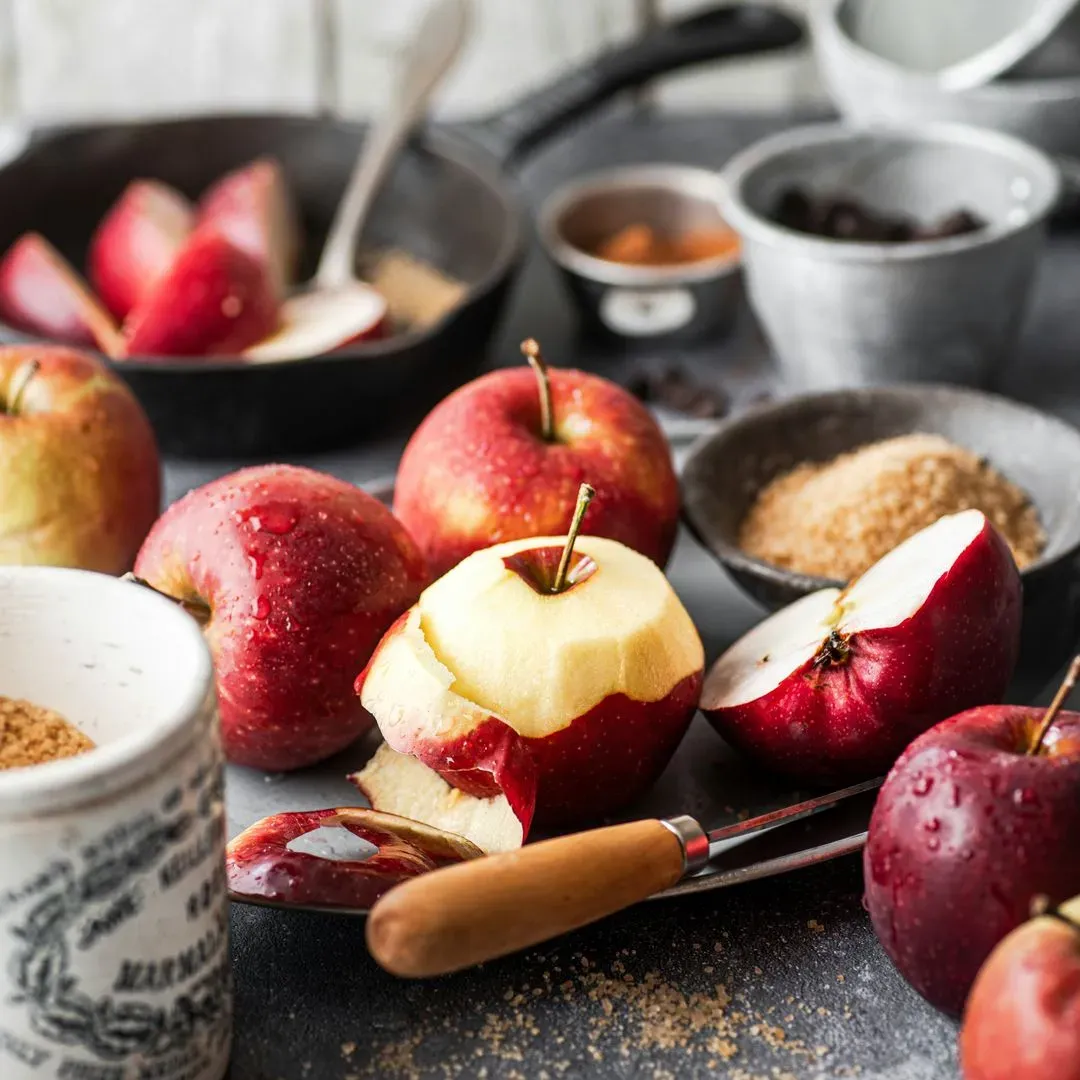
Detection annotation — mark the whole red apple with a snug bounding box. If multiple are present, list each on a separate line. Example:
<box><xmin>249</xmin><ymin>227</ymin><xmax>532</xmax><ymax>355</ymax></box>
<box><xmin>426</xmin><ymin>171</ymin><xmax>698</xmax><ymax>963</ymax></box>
<box><xmin>960</xmin><ymin>894</ymin><xmax>1080</xmax><ymax>1080</ymax></box>
<box><xmin>393</xmin><ymin>340</ymin><xmax>679</xmax><ymax>579</ymax></box>
<box><xmin>701</xmin><ymin>510</ymin><xmax>1022</xmax><ymax>784</ymax></box>
<box><xmin>864</xmin><ymin>668</ymin><xmax>1080</xmax><ymax>1017</ymax></box>
<box><xmin>0</xmin><ymin>344</ymin><xmax>159</xmax><ymax>572</ymax></box>
<box><xmin>134</xmin><ymin>464</ymin><xmax>429</xmax><ymax>770</ymax></box>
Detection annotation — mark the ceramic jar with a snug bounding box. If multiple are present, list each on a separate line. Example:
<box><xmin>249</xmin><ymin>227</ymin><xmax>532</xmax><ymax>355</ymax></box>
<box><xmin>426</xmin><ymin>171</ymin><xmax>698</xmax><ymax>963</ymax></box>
<box><xmin>0</xmin><ymin>567</ymin><xmax>229</xmax><ymax>1080</ymax></box>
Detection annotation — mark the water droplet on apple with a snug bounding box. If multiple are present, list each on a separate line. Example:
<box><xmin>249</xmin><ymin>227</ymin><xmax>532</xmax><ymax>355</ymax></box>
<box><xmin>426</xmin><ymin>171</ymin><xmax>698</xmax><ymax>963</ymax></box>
<box><xmin>960</xmin><ymin>848</ymin><xmax>974</xmax><ymax>861</ymax></box>
<box><xmin>253</xmin><ymin>506</ymin><xmax>298</xmax><ymax>535</ymax></box>
<box><xmin>247</xmin><ymin>552</ymin><xmax>264</xmax><ymax>580</ymax></box>
<box><xmin>924</xmin><ymin>818</ymin><xmax>941</xmax><ymax>832</ymax></box>
<box><xmin>926</xmin><ymin>836</ymin><xmax>940</xmax><ymax>852</ymax></box>
<box><xmin>1012</xmin><ymin>787</ymin><xmax>1038</xmax><ymax>807</ymax></box>
<box><xmin>911</xmin><ymin>775</ymin><xmax>933</xmax><ymax>796</ymax></box>
<box><xmin>949</xmin><ymin>784</ymin><xmax>962</xmax><ymax>808</ymax></box>
<box><xmin>252</xmin><ymin>595</ymin><xmax>271</xmax><ymax>620</ymax></box>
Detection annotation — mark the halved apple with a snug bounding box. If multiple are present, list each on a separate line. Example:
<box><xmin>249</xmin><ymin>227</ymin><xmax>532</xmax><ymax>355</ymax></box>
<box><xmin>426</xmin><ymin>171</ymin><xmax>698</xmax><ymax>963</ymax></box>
<box><xmin>701</xmin><ymin>509</ymin><xmax>1022</xmax><ymax>784</ymax></box>
<box><xmin>351</xmin><ymin>533</ymin><xmax>704</xmax><ymax>853</ymax></box>
<box><xmin>88</xmin><ymin>179</ymin><xmax>194</xmax><ymax>319</ymax></box>
<box><xmin>0</xmin><ymin>233</ymin><xmax>122</xmax><ymax>353</ymax></box>
<box><xmin>227</xmin><ymin>806</ymin><xmax>481</xmax><ymax>911</ymax></box>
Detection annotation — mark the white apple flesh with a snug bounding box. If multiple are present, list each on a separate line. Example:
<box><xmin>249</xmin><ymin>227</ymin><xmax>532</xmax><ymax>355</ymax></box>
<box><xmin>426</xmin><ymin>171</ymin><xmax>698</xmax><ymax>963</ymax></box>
<box><xmin>701</xmin><ymin>510</ymin><xmax>1022</xmax><ymax>784</ymax></box>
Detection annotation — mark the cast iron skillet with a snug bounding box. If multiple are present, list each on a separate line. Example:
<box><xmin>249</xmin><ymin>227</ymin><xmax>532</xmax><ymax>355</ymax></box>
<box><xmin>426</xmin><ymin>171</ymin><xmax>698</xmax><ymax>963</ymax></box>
<box><xmin>0</xmin><ymin>4</ymin><xmax>801</xmax><ymax>457</ymax></box>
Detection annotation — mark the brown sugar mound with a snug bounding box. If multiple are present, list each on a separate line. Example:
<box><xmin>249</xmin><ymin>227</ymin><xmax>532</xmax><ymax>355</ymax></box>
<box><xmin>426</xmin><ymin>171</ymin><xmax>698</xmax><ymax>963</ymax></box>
<box><xmin>0</xmin><ymin>697</ymin><xmax>95</xmax><ymax>769</ymax></box>
<box><xmin>738</xmin><ymin>433</ymin><xmax>1045</xmax><ymax>581</ymax></box>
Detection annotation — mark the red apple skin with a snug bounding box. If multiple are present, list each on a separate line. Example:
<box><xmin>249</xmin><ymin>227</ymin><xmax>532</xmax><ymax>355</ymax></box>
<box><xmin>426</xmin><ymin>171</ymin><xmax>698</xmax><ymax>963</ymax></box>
<box><xmin>123</xmin><ymin>226</ymin><xmax>279</xmax><ymax>358</ymax></box>
<box><xmin>227</xmin><ymin>807</ymin><xmax>478</xmax><ymax>910</ymax></box>
<box><xmin>864</xmin><ymin>706</ymin><xmax>1080</xmax><ymax>1017</ymax></box>
<box><xmin>0</xmin><ymin>233</ymin><xmax>122</xmax><ymax>353</ymax></box>
<box><xmin>702</xmin><ymin>518</ymin><xmax>1021</xmax><ymax>785</ymax></box>
<box><xmin>88</xmin><ymin>179</ymin><xmax>194</xmax><ymax>320</ymax></box>
<box><xmin>960</xmin><ymin>899</ymin><xmax>1080</xmax><ymax>1080</ymax></box>
<box><xmin>135</xmin><ymin>465</ymin><xmax>429</xmax><ymax>770</ymax></box>
<box><xmin>393</xmin><ymin>367</ymin><xmax>680</xmax><ymax>579</ymax></box>
<box><xmin>0</xmin><ymin>345</ymin><xmax>160</xmax><ymax>572</ymax></box>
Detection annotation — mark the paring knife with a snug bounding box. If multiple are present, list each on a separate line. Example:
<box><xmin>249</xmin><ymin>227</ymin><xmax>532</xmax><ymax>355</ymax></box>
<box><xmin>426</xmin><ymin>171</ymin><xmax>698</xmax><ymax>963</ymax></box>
<box><xmin>365</xmin><ymin>776</ymin><xmax>882</xmax><ymax>977</ymax></box>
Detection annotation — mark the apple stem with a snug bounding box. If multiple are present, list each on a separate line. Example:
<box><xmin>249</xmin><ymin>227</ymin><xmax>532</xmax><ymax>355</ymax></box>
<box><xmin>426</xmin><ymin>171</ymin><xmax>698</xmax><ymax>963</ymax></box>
<box><xmin>552</xmin><ymin>483</ymin><xmax>595</xmax><ymax>594</ymax></box>
<box><xmin>121</xmin><ymin>572</ymin><xmax>212</xmax><ymax>627</ymax></box>
<box><xmin>1029</xmin><ymin>654</ymin><xmax>1080</xmax><ymax>755</ymax></box>
<box><xmin>4</xmin><ymin>359</ymin><xmax>40</xmax><ymax>415</ymax></box>
<box><xmin>521</xmin><ymin>338</ymin><xmax>554</xmax><ymax>442</ymax></box>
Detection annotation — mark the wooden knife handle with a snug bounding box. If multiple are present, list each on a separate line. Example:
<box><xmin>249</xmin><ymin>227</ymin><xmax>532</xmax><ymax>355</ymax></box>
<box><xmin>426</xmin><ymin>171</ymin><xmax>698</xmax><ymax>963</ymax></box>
<box><xmin>366</xmin><ymin>818</ymin><xmax>687</xmax><ymax>978</ymax></box>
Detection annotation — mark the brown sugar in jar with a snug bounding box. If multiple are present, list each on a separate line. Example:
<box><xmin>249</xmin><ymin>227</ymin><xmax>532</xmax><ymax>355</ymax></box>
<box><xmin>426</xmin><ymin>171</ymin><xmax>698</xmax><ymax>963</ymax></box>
<box><xmin>0</xmin><ymin>696</ymin><xmax>95</xmax><ymax>769</ymax></box>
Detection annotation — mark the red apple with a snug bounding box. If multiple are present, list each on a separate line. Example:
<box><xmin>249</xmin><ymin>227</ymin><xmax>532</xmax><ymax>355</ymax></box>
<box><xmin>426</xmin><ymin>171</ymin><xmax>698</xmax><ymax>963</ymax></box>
<box><xmin>243</xmin><ymin>283</ymin><xmax>388</xmax><ymax>363</ymax></box>
<box><xmin>351</xmin><ymin>487</ymin><xmax>704</xmax><ymax>853</ymax></box>
<box><xmin>864</xmin><ymin>665</ymin><xmax>1080</xmax><ymax>1017</ymax></box>
<box><xmin>0</xmin><ymin>344</ymin><xmax>159</xmax><ymax>572</ymax></box>
<box><xmin>134</xmin><ymin>464</ymin><xmax>429</xmax><ymax>770</ymax></box>
<box><xmin>122</xmin><ymin>226</ymin><xmax>279</xmax><ymax>358</ymax></box>
<box><xmin>198</xmin><ymin>157</ymin><xmax>299</xmax><ymax>299</ymax></box>
<box><xmin>0</xmin><ymin>233</ymin><xmax>122</xmax><ymax>354</ymax></box>
<box><xmin>960</xmin><ymin>894</ymin><xmax>1080</xmax><ymax>1080</ymax></box>
<box><xmin>393</xmin><ymin>339</ymin><xmax>680</xmax><ymax>579</ymax></box>
<box><xmin>88</xmin><ymin>179</ymin><xmax>194</xmax><ymax>319</ymax></box>
<box><xmin>701</xmin><ymin>510</ymin><xmax>1022</xmax><ymax>785</ymax></box>
<box><xmin>227</xmin><ymin>806</ymin><xmax>480</xmax><ymax>911</ymax></box>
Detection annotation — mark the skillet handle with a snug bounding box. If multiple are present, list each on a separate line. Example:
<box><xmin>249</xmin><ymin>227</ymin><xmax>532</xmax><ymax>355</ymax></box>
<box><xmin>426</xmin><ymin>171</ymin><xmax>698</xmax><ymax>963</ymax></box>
<box><xmin>476</xmin><ymin>3</ymin><xmax>803</xmax><ymax>167</ymax></box>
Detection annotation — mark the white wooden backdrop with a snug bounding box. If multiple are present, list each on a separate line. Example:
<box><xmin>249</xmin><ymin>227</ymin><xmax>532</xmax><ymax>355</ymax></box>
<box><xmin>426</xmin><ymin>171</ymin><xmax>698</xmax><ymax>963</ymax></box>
<box><xmin>0</xmin><ymin>0</ymin><xmax>824</xmax><ymax>123</ymax></box>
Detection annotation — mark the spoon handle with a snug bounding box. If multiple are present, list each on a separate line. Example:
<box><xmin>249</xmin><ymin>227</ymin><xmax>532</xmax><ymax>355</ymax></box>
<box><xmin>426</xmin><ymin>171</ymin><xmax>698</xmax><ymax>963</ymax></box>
<box><xmin>314</xmin><ymin>0</ymin><xmax>472</xmax><ymax>289</ymax></box>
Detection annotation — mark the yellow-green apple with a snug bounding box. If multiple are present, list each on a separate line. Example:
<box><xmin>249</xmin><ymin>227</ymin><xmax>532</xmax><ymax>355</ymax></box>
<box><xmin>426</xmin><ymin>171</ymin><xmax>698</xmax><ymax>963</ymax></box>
<box><xmin>864</xmin><ymin>659</ymin><xmax>1080</xmax><ymax>1016</ymax></box>
<box><xmin>198</xmin><ymin>157</ymin><xmax>299</xmax><ymax>299</ymax></box>
<box><xmin>352</xmin><ymin>485</ymin><xmax>704</xmax><ymax>853</ymax></box>
<box><xmin>0</xmin><ymin>344</ymin><xmax>159</xmax><ymax>571</ymax></box>
<box><xmin>960</xmin><ymin>894</ymin><xmax>1080</xmax><ymax>1080</ymax></box>
<box><xmin>134</xmin><ymin>464</ymin><xmax>429</xmax><ymax>770</ymax></box>
<box><xmin>0</xmin><ymin>233</ymin><xmax>121</xmax><ymax>353</ymax></box>
<box><xmin>392</xmin><ymin>339</ymin><xmax>680</xmax><ymax>579</ymax></box>
<box><xmin>701</xmin><ymin>510</ymin><xmax>1022</xmax><ymax>785</ymax></box>
<box><xmin>123</xmin><ymin>226</ymin><xmax>278</xmax><ymax>358</ymax></box>
<box><xmin>88</xmin><ymin>179</ymin><xmax>194</xmax><ymax>319</ymax></box>
<box><xmin>227</xmin><ymin>806</ymin><xmax>480</xmax><ymax>911</ymax></box>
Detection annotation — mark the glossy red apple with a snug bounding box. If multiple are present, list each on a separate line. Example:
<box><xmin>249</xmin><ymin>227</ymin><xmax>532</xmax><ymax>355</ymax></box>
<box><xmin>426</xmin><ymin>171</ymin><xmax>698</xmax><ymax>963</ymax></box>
<box><xmin>122</xmin><ymin>226</ymin><xmax>278</xmax><ymax>358</ymax></box>
<box><xmin>865</xmin><ymin>661</ymin><xmax>1080</xmax><ymax>1017</ymax></box>
<box><xmin>701</xmin><ymin>510</ymin><xmax>1022</xmax><ymax>784</ymax></box>
<box><xmin>227</xmin><ymin>806</ymin><xmax>480</xmax><ymax>910</ymax></box>
<box><xmin>88</xmin><ymin>179</ymin><xmax>194</xmax><ymax>319</ymax></box>
<box><xmin>960</xmin><ymin>894</ymin><xmax>1080</xmax><ymax>1080</ymax></box>
<box><xmin>0</xmin><ymin>344</ymin><xmax>159</xmax><ymax>572</ymax></box>
<box><xmin>134</xmin><ymin>464</ymin><xmax>429</xmax><ymax>770</ymax></box>
<box><xmin>198</xmin><ymin>157</ymin><xmax>299</xmax><ymax>299</ymax></box>
<box><xmin>352</xmin><ymin>485</ymin><xmax>704</xmax><ymax>853</ymax></box>
<box><xmin>0</xmin><ymin>233</ymin><xmax>122</xmax><ymax>353</ymax></box>
<box><xmin>393</xmin><ymin>339</ymin><xmax>680</xmax><ymax>579</ymax></box>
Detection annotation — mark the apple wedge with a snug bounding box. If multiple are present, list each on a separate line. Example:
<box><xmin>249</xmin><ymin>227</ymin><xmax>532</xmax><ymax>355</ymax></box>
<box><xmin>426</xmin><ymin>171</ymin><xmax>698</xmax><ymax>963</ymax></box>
<box><xmin>123</xmin><ymin>226</ymin><xmax>279</xmax><ymax>358</ymax></box>
<box><xmin>0</xmin><ymin>233</ymin><xmax>122</xmax><ymax>354</ymax></box>
<box><xmin>227</xmin><ymin>806</ymin><xmax>481</xmax><ymax>911</ymax></box>
<box><xmin>351</xmin><ymin>525</ymin><xmax>704</xmax><ymax>853</ymax></box>
<box><xmin>701</xmin><ymin>509</ymin><xmax>1022</xmax><ymax>784</ymax></box>
<box><xmin>243</xmin><ymin>283</ymin><xmax>388</xmax><ymax>363</ymax></box>
<box><xmin>198</xmin><ymin>157</ymin><xmax>299</xmax><ymax>299</ymax></box>
<box><xmin>88</xmin><ymin>179</ymin><xmax>194</xmax><ymax>319</ymax></box>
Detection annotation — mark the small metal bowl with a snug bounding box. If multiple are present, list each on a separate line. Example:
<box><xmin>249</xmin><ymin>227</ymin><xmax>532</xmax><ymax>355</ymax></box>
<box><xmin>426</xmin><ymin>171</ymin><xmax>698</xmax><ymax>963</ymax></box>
<box><xmin>537</xmin><ymin>164</ymin><xmax>741</xmax><ymax>343</ymax></box>
<box><xmin>681</xmin><ymin>385</ymin><xmax>1080</xmax><ymax>678</ymax></box>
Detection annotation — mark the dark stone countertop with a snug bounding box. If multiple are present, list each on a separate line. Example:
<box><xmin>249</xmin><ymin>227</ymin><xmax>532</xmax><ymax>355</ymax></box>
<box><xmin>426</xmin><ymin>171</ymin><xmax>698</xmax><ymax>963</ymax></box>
<box><xmin>176</xmin><ymin>108</ymin><xmax>1080</xmax><ymax>1080</ymax></box>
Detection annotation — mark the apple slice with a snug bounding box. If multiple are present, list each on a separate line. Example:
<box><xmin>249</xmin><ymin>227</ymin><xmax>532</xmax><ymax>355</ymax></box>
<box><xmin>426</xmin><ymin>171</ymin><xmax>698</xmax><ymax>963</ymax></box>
<box><xmin>88</xmin><ymin>179</ymin><xmax>194</xmax><ymax>319</ymax></box>
<box><xmin>701</xmin><ymin>509</ymin><xmax>1022</xmax><ymax>784</ymax></box>
<box><xmin>122</xmin><ymin>226</ymin><xmax>279</xmax><ymax>358</ymax></box>
<box><xmin>0</xmin><ymin>233</ymin><xmax>122</xmax><ymax>354</ymax></box>
<box><xmin>242</xmin><ymin>283</ymin><xmax>388</xmax><ymax>364</ymax></box>
<box><xmin>198</xmin><ymin>157</ymin><xmax>299</xmax><ymax>299</ymax></box>
<box><xmin>227</xmin><ymin>806</ymin><xmax>481</xmax><ymax>911</ymax></box>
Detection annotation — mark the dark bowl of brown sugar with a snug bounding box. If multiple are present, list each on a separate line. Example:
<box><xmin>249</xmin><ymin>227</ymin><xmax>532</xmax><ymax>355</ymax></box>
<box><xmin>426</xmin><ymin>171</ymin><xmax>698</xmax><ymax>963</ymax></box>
<box><xmin>681</xmin><ymin>385</ymin><xmax>1080</xmax><ymax>682</ymax></box>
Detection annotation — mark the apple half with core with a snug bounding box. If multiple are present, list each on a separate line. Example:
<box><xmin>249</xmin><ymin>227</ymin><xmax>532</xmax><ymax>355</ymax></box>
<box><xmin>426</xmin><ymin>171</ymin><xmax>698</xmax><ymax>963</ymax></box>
<box><xmin>393</xmin><ymin>339</ymin><xmax>680</xmax><ymax>579</ymax></box>
<box><xmin>865</xmin><ymin>657</ymin><xmax>1080</xmax><ymax>1017</ymax></box>
<box><xmin>701</xmin><ymin>510</ymin><xmax>1022</xmax><ymax>784</ymax></box>
<box><xmin>960</xmin><ymin>894</ymin><xmax>1080</xmax><ymax>1080</ymax></box>
<box><xmin>227</xmin><ymin>806</ymin><xmax>481</xmax><ymax>911</ymax></box>
<box><xmin>353</xmin><ymin>484</ymin><xmax>704</xmax><ymax>853</ymax></box>
<box><xmin>134</xmin><ymin>464</ymin><xmax>429</xmax><ymax>770</ymax></box>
